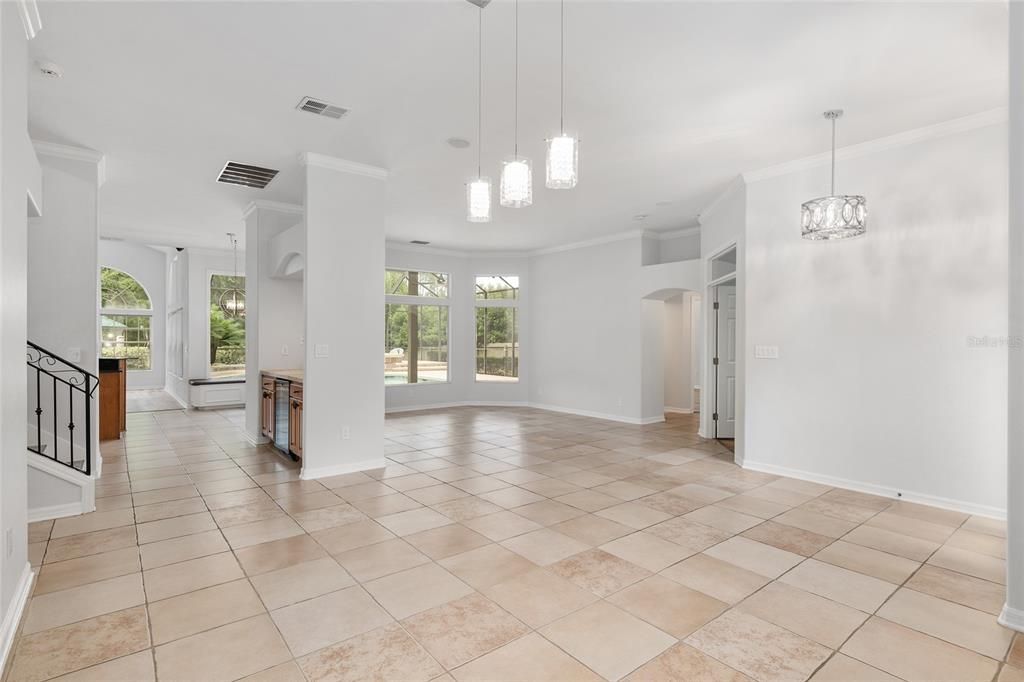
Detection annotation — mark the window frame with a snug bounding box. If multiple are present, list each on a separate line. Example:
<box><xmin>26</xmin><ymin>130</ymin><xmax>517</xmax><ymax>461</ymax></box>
<box><xmin>474</xmin><ymin>274</ymin><xmax>520</xmax><ymax>383</ymax></box>
<box><xmin>385</xmin><ymin>269</ymin><xmax>452</xmax><ymax>387</ymax></box>
<box><xmin>99</xmin><ymin>267</ymin><xmax>154</xmax><ymax>372</ymax></box>
<box><xmin>206</xmin><ymin>269</ymin><xmax>247</xmax><ymax>380</ymax></box>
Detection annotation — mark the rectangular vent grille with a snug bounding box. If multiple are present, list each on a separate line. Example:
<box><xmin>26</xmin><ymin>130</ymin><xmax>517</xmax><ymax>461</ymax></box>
<box><xmin>297</xmin><ymin>96</ymin><xmax>349</xmax><ymax>119</ymax></box>
<box><xmin>217</xmin><ymin>161</ymin><xmax>279</xmax><ymax>189</ymax></box>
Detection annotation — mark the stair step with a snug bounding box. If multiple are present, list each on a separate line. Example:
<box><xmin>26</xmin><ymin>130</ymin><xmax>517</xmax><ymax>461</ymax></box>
<box><xmin>27</xmin><ymin>444</ymin><xmax>48</xmax><ymax>455</ymax></box>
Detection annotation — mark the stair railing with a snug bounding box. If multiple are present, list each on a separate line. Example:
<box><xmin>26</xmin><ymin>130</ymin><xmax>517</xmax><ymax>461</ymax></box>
<box><xmin>26</xmin><ymin>341</ymin><xmax>97</xmax><ymax>476</ymax></box>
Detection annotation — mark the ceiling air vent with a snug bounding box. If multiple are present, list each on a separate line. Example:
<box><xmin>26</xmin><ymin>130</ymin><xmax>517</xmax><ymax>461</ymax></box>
<box><xmin>296</xmin><ymin>96</ymin><xmax>349</xmax><ymax>120</ymax></box>
<box><xmin>216</xmin><ymin>162</ymin><xmax>279</xmax><ymax>189</ymax></box>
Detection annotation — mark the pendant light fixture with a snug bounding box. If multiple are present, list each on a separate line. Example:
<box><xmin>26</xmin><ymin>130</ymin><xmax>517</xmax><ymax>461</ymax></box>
<box><xmin>546</xmin><ymin>0</ymin><xmax>578</xmax><ymax>189</ymax></box>
<box><xmin>467</xmin><ymin>5</ymin><xmax>492</xmax><ymax>223</ymax></box>
<box><xmin>220</xmin><ymin>233</ymin><xmax>245</xmax><ymax>317</ymax></box>
<box><xmin>801</xmin><ymin>110</ymin><xmax>867</xmax><ymax>240</ymax></box>
<box><xmin>500</xmin><ymin>0</ymin><xmax>532</xmax><ymax>208</ymax></box>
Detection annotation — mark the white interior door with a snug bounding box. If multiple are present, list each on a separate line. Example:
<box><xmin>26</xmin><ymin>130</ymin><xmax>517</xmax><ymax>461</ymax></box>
<box><xmin>714</xmin><ymin>284</ymin><xmax>737</xmax><ymax>438</ymax></box>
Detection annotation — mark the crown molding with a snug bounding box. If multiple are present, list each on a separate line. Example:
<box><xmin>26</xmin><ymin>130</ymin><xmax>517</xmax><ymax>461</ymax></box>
<box><xmin>645</xmin><ymin>225</ymin><xmax>701</xmax><ymax>241</ymax></box>
<box><xmin>17</xmin><ymin>0</ymin><xmax>42</xmax><ymax>40</ymax></box>
<box><xmin>299</xmin><ymin>153</ymin><xmax>389</xmax><ymax>180</ymax></box>
<box><xmin>742</xmin><ymin>107</ymin><xmax>1008</xmax><ymax>184</ymax></box>
<box><xmin>242</xmin><ymin>200</ymin><xmax>304</xmax><ymax>220</ymax></box>
<box><xmin>33</xmin><ymin>141</ymin><xmax>104</xmax><ymax>164</ymax></box>
<box><xmin>532</xmin><ymin>229</ymin><xmax>646</xmax><ymax>256</ymax></box>
<box><xmin>698</xmin><ymin>175</ymin><xmax>746</xmax><ymax>226</ymax></box>
<box><xmin>385</xmin><ymin>241</ymin><xmax>530</xmax><ymax>259</ymax></box>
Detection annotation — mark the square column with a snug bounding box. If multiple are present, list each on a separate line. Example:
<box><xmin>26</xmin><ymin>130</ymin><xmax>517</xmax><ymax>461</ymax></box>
<box><xmin>300</xmin><ymin>154</ymin><xmax>387</xmax><ymax>478</ymax></box>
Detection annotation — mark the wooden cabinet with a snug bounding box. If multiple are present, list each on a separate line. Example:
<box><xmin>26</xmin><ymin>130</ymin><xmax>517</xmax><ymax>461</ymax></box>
<box><xmin>288</xmin><ymin>382</ymin><xmax>303</xmax><ymax>459</ymax></box>
<box><xmin>260</xmin><ymin>376</ymin><xmax>275</xmax><ymax>441</ymax></box>
<box><xmin>99</xmin><ymin>358</ymin><xmax>127</xmax><ymax>441</ymax></box>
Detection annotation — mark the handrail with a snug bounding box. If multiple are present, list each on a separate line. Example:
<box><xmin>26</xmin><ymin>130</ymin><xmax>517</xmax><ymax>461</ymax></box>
<box><xmin>26</xmin><ymin>341</ymin><xmax>99</xmax><ymax>397</ymax></box>
<box><xmin>25</xmin><ymin>341</ymin><xmax>93</xmax><ymax>476</ymax></box>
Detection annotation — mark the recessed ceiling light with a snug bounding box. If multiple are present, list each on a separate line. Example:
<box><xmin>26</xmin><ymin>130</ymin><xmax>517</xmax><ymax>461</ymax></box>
<box><xmin>633</xmin><ymin>214</ymin><xmax>649</xmax><ymax>221</ymax></box>
<box><xmin>447</xmin><ymin>137</ymin><xmax>471</xmax><ymax>149</ymax></box>
<box><xmin>36</xmin><ymin>60</ymin><xmax>63</xmax><ymax>79</ymax></box>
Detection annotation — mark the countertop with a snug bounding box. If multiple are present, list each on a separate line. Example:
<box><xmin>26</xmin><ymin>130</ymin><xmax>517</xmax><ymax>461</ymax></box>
<box><xmin>261</xmin><ymin>368</ymin><xmax>304</xmax><ymax>382</ymax></box>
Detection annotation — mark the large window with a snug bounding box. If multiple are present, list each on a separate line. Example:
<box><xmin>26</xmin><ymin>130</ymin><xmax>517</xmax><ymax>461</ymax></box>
<box><xmin>385</xmin><ymin>270</ymin><xmax>449</xmax><ymax>385</ymax></box>
<box><xmin>475</xmin><ymin>275</ymin><xmax>519</xmax><ymax>382</ymax></box>
<box><xmin>209</xmin><ymin>274</ymin><xmax>246</xmax><ymax>378</ymax></box>
<box><xmin>100</xmin><ymin>267</ymin><xmax>152</xmax><ymax>371</ymax></box>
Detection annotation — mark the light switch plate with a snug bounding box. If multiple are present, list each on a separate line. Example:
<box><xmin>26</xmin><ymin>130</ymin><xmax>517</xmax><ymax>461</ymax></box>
<box><xmin>314</xmin><ymin>344</ymin><xmax>329</xmax><ymax>358</ymax></box>
<box><xmin>754</xmin><ymin>345</ymin><xmax>779</xmax><ymax>359</ymax></box>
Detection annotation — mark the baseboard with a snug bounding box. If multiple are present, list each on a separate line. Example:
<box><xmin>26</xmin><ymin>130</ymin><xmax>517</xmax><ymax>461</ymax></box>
<box><xmin>999</xmin><ymin>604</ymin><xmax>1024</xmax><ymax>633</ymax></box>
<box><xmin>0</xmin><ymin>563</ymin><xmax>34</xmax><ymax>673</ymax></box>
<box><xmin>742</xmin><ymin>459</ymin><xmax>1006</xmax><ymax>520</ymax></box>
<box><xmin>28</xmin><ymin>500</ymin><xmax>92</xmax><ymax>523</ymax></box>
<box><xmin>386</xmin><ymin>400</ymin><xmax>529</xmax><ymax>414</ymax></box>
<box><xmin>168</xmin><ymin>392</ymin><xmax>189</xmax><ymax>410</ymax></box>
<box><xmin>664</xmin><ymin>406</ymin><xmax>693</xmax><ymax>414</ymax></box>
<box><xmin>528</xmin><ymin>402</ymin><xmax>652</xmax><ymax>425</ymax></box>
<box><xmin>300</xmin><ymin>458</ymin><xmax>387</xmax><ymax>480</ymax></box>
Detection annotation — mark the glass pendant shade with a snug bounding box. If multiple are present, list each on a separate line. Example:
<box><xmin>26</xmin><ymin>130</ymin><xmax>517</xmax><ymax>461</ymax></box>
<box><xmin>500</xmin><ymin>157</ymin><xmax>532</xmax><ymax>208</ymax></box>
<box><xmin>467</xmin><ymin>177</ymin><xmax>492</xmax><ymax>223</ymax></box>
<box><xmin>546</xmin><ymin>135</ymin><xmax>578</xmax><ymax>189</ymax></box>
<box><xmin>801</xmin><ymin>195</ymin><xmax>867</xmax><ymax>240</ymax></box>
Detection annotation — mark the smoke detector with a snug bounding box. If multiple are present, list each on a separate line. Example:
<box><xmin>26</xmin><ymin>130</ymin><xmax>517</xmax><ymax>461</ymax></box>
<box><xmin>447</xmin><ymin>137</ymin><xmax>471</xmax><ymax>149</ymax></box>
<box><xmin>216</xmin><ymin>161</ymin><xmax>279</xmax><ymax>189</ymax></box>
<box><xmin>296</xmin><ymin>96</ymin><xmax>349</xmax><ymax>120</ymax></box>
<box><xmin>36</xmin><ymin>61</ymin><xmax>63</xmax><ymax>79</ymax></box>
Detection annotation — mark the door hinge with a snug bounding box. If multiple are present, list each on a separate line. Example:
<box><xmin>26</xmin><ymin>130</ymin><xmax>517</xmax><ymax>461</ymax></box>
<box><xmin>713</xmin><ymin>357</ymin><xmax>719</xmax><ymax>366</ymax></box>
<box><xmin>713</xmin><ymin>301</ymin><xmax>720</xmax><ymax>310</ymax></box>
<box><xmin>712</xmin><ymin>412</ymin><xmax>719</xmax><ymax>421</ymax></box>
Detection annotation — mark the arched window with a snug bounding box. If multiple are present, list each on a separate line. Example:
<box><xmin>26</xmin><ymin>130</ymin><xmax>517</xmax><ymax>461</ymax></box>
<box><xmin>100</xmin><ymin>267</ymin><xmax>153</xmax><ymax>371</ymax></box>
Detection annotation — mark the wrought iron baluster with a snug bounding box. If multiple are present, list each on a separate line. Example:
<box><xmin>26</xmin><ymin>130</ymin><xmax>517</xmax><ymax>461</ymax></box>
<box><xmin>52</xmin><ymin>375</ymin><xmax>58</xmax><ymax>463</ymax></box>
<box><xmin>35</xmin><ymin>369</ymin><xmax>42</xmax><ymax>454</ymax></box>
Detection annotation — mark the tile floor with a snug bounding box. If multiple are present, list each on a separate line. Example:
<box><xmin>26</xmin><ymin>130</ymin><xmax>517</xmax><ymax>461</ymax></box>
<box><xmin>3</xmin><ymin>407</ymin><xmax>1017</xmax><ymax>682</ymax></box>
<box><xmin>126</xmin><ymin>390</ymin><xmax>186</xmax><ymax>414</ymax></box>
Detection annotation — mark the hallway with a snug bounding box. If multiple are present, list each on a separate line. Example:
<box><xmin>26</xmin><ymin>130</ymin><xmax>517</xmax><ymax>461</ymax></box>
<box><xmin>6</xmin><ymin>408</ymin><xmax>1016</xmax><ymax>681</ymax></box>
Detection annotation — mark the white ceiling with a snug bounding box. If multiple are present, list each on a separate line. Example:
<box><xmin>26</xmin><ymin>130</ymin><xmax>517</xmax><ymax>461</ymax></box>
<box><xmin>28</xmin><ymin>1</ymin><xmax>1006</xmax><ymax>251</ymax></box>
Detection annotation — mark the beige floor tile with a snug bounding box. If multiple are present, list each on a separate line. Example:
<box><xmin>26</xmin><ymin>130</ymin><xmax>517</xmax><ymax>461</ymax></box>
<box><xmin>405</xmin><ymin>524</ymin><xmax>492</xmax><ymax>560</ymax></box>
<box><xmin>138</xmin><ymin>529</ymin><xmax>228</xmax><ymax>571</ymax></box>
<box><xmin>739</xmin><ymin>581</ymin><xmax>868</xmax><ymax>648</ymax></box>
<box><xmin>365</xmin><ymin>563</ymin><xmax>475</xmax><ymax>619</ymax></box>
<box><xmin>211</xmin><ymin>499</ymin><xmax>286</xmax><ymax>528</ymax></box>
<box><xmin>661</xmin><ymin>553</ymin><xmax>769</xmax><ymax>604</ymax></box>
<box><xmin>703</xmin><ymin>536</ymin><xmax>804</xmax><ymax>578</ymax></box>
<box><xmin>270</xmin><ymin>585</ymin><xmax>393</xmax><ymax>657</ymax></box>
<box><xmin>483</xmin><ymin>566</ymin><xmax>597</xmax><ymax>628</ymax></box>
<box><xmin>350</xmin><ymin>493</ymin><xmax>424</xmax><ymax>518</ymax></box>
<box><xmin>222</xmin><ymin>515</ymin><xmax>305</xmax><ymax>549</ymax></box>
<box><xmin>780</xmin><ymin>558</ymin><xmax>896</xmax><ymax>612</ymax></box>
<box><xmin>136</xmin><ymin>511</ymin><xmax>217</xmax><ymax>544</ymax></box>
<box><xmin>144</xmin><ymin>551</ymin><xmax>244</xmax><ymax>601</ymax></box>
<box><xmin>906</xmin><ymin>564</ymin><xmax>1005</xmax><ymax>615</ymax></box>
<box><xmin>275</xmin><ymin>490</ymin><xmax>344</xmax><ymax>515</ymax></box>
<box><xmin>596</xmin><ymin>501</ymin><xmax>673</xmax><ymax>530</ymax></box>
<box><xmin>520</xmin><ymin>477</ymin><xmax>584</xmax><ymax>498</ymax></box>
<box><xmin>132</xmin><ymin>484</ymin><xmax>200</xmax><ymax>507</ymax></box>
<box><xmin>377</xmin><ymin>507</ymin><xmax>455</xmax><ymax>536</ymax></box>
<box><xmin>439</xmin><ymin>543</ymin><xmax>537</xmax><ymax>589</ymax></box>
<box><xmin>513</xmin><ymin>500</ymin><xmax>587</xmax><ymax>526</ymax></box>
<box><xmin>202</xmin><ymin>487</ymin><xmax>272</xmax><ymax>510</ymax></box>
<box><xmin>810</xmin><ymin>654</ymin><xmax>900</xmax><ymax>682</ymax></box>
<box><xmin>716</xmin><ymin>493</ymin><xmax>791</xmax><ymax>519</ymax></box>
<box><xmin>462</xmin><ymin>511</ymin><xmax>542</xmax><ymax>541</ymax></box>
<box><xmin>250</xmin><ymin>557</ymin><xmax>355</xmax><ymax>609</ymax></box>
<box><xmin>741</xmin><ymin>520</ymin><xmax>833</xmax><ymax>557</ymax></box>
<box><xmin>23</xmin><ymin>573</ymin><xmax>145</xmax><ymax>634</ymax></box>
<box><xmin>406</xmin><ymin>483</ymin><xmax>472</xmax><ymax>505</ymax></box>
<box><xmin>35</xmin><ymin>546</ymin><xmax>141</xmax><ymax>595</ymax></box>
<box><xmin>1002</xmin><ymin>665</ymin><xmax>1024</xmax><ymax>682</ymax></box>
<box><xmin>555</xmin><ymin>489</ymin><xmax>623</xmax><ymax>512</ymax></box>
<box><xmin>843</xmin><ymin>524</ymin><xmax>940</xmax><ymax>562</ymax></box>
<box><xmin>841</xmin><ymin>616</ymin><xmax>999</xmax><ymax>682</ymax></box>
<box><xmin>886</xmin><ymin>501</ymin><xmax>969</xmax><ymax>529</ymax></box>
<box><xmin>431</xmin><ymin>496</ymin><xmax>506</xmax><ymax>522</ymax></box>
<box><xmin>28</xmin><ymin>520</ymin><xmax>53</xmax><ymax>543</ymax></box>
<box><xmin>540</xmin><ymin>601</ymin><xmax>675</xmax><ymax>681</ymax></box>
<box><xmin>479</xmin><ymin>486</ymin><xmax>547</xmax><ymax>508</ymax></box>
<box><xmin>686</xmin><ymin>610</ymin><xmax>830</xmax><ymax>682</ymax></box>
<box><xmin>387</xmin><ymin>472</ymin><xmax>445</xmax><ymax>491</ymax></box>
<box><xmin>9</xmin><ymin>606</ymin><xmax>150</xmax><ymax>682</ymax></box>
<box><xmin>644</xmin><ymin>517</ymin><xmax>729</xmax><ymax>554</ymax></box>
<box><xmin>133</xmin><ymin>474</ymin><xmax>195</xmax><ymax>493</ymax></box>
<box><xmin>625</xmin><ymin>642</ymin><xmax>751</xmax><ymax>682</ymax></box>
<box><xmin>297</xmin><ymin>622</ymin><xmax>443</xmax><ymax>682</ymax></box>
<box><xmin>239</xmin><ymin>660</ymin><xmax>307</xmax><ymax>682</ymax></box>
<box><xmin>50</xmin><ymin>509</ymin><xmax>136</xmax><ymax>539</ymax></box>
<box><xmin>312</xmin><ymin>518</ymin><xmax>395</xmax><ymax>554</ymax></box>
<box><xmin>47</xmin><ymin>650</ymin><xmax>155</xmax><ymax>682</ymax></box>
<box><xmin>799</xmin><ymin>497</ymin><xmax>880</xmax><ymax>524</ymax></box>
<box><xmin>877</xmin><ymin>587</ymin><xmax>1013</xmax><ymax>659</ymax></box>
<box><xmin>501</xmin><ymin>528</ymin><xmax>592</xmax><ymax>566</ymax></box>
<box><xmin>452</xmin><ymin>631</ymin><xmax>603</xmax><ymax>682</ymax></box>
<box><xmin>149</xmin><ymin>578</ymin><xmax>265</xmax><ymax>644</ymax></box>
<box><xmin>683</xmin><ymin>506</ymin><xmax>762</xmax><ymax>534</ymax></box>
<box><xmin>929</xmin><ymin>545</ymin><xmax>1006</xmax><ymax>584</ymax></box>
<box><xmin>133</xmin><ymin>496</ymin><xmax>208</xmax><ymax>523</ymax></box>
<box><xmin>43</xmin><ymin>525</ymin><xmax>138</xmax><ymax>564</ymax></box>
<box><xmin>334</xmin><ymin>537</ymin><xmax>431</xmax><ymax>582</ymax></box>
<box><xmin>600</xmin><ymin>531</ymin><xmax>693</xmax><ymax>572</ymax></box>
<box><xmin>552</xmin><ymin>514</ymin><xmax>634</xmax><ymax>546</ymax></box>
<box><xmin>155</xmin><ymin>614</ymin><xmax>292</xmax><ymax>682</ymax></box>
<box><xmin>814</xmin><ymin>539</ymin><xmax>921</xmax><ymax>583</ymax></box>
<box><xmin>640</xmin><ymin>490</ymin><xmax>705</xmax><ymax>516</ymax></box>
<box><xmin>773</xmin><ymin>507</ymin><xmax>859</xmax><ymax>538</ymax></box>
<box><xmin>402</xmin><ymin>593</ymin><xmax>529</xmax><ymax>669</ymax></box>
<box><xmin>609</xmin><ymin>574</ymin><xmax>728</xmax><ymax>638</ymax></box>
<box><xmin>867</xmin><ymin>511</ymin><xmax>958</xmax><ymax>543</ymax></box>
<box><xmin>962</xmin><ymin>515</ymin><xmax>1006</xmax><ymax>539</ymax></box>
<box><xmin>946</xmin><ymin>528</ymin><xmax>1007</xmax><ymax>559</ymax></box>
<box><xmin>549</xmin><ymin>548</ymin><xmax>651</xmax><ymax>597</ymax></box>
<box><xmin>195</xmin><ymin>476</ymin><xmax>258</xmax><ymax>496</ymax></box>
<box><xmin>592</xmin><ymin>480</ymin><xmax>658</xmax><ymax>501</ymax></box>
<box><xmin>263</xmin><ymin>480</ymin><xmax>327</xmax><ymax>499</ymax></box>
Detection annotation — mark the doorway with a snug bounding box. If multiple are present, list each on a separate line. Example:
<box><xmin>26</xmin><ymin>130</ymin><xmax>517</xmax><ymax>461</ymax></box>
<box><xmin>712</xmin><ymin>281</ymin><xmax>737</xmax><ymax>440</ymax></box>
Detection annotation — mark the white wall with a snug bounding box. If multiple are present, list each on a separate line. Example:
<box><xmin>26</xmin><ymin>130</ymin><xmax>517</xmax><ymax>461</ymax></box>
<box><xmin>99</xmin><ymin>240</ymin><xmax>167</xmax><ymax>389</ymax></box>
<box><xmin>0</xmin><ymin>4</ymin><xmax>33</xmax><ymax>659</ymax></box>
<box><xmin>663</xmin><ymin>293</ymin><xmax>695</xmax><ymax>412</ymax></box>
<box><xmin>166</xmin><ymin>249</ymin><xmax>189</xmax><ymax>405</ymax></box>
<box><xmin>742</xmin><ymin>121</ymin><xmax>1008</xmax><ymax>516</ymax></box>
<box><xmin>384</xmin><ymin>246</ymin><xmax>529</xmax><ymax>413</ymax></box>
